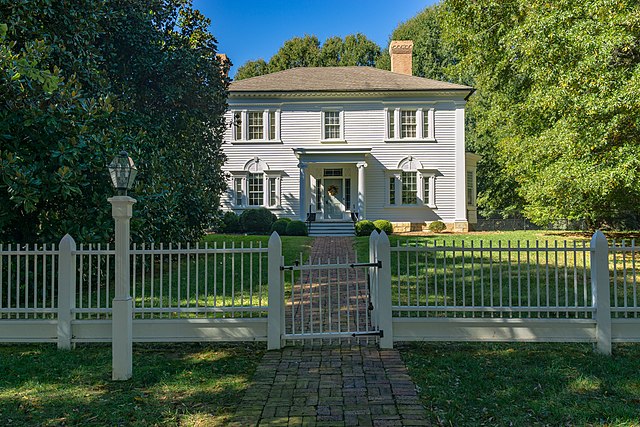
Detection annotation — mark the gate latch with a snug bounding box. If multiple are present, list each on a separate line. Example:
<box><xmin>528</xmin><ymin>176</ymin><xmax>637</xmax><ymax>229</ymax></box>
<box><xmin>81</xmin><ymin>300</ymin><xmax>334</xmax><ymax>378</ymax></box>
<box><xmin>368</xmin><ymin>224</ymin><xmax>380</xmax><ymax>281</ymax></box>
<box><xmin>280</xmin><ymin>260</ymin><xmax>300</xmax><ymax>271</ymax></box>
<box><xmin>349</xmin><ymin>260</ymin><xmax>382</xmax><ymax>269</ymax></box>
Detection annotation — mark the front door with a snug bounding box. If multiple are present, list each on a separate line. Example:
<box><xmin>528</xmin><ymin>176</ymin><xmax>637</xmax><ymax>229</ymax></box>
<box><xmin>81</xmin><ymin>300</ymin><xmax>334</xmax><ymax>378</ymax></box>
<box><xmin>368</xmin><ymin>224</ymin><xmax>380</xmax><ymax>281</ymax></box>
<box><xmin>324</xmin><ymin>178</ymin><xmax>344</xmax><ymax>220</ymax></box>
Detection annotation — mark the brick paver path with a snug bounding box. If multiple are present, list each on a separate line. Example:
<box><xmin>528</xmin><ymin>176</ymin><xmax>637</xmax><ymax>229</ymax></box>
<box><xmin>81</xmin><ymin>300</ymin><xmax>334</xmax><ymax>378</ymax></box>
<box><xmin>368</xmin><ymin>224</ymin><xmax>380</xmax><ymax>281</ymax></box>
<box><xmin>229</xmin><ymin>237</ymin><xmax>429</xmax><ymax>426</ymax></box>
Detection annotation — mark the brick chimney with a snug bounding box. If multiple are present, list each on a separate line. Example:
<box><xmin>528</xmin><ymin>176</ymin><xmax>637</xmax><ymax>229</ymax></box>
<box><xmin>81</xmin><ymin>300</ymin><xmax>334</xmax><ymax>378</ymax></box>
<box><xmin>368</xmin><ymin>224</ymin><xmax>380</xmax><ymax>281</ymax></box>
<box><xmin>389</xmin><ymin>40</ymin><xmax>413</xmax><ymax>76</ymax></box>
<box><xmin>217</xmin><ymin>53</ymin><xmax>230</xmax><ymax>78</ymax></box>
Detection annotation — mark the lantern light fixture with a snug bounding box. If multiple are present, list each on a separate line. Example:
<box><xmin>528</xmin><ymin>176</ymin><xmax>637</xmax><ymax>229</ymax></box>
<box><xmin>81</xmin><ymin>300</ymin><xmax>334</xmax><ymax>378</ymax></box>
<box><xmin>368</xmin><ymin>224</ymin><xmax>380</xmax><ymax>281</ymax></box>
<box><xmin>108</xmin><ymin>150</ymin><xmax>138</xmax><ymax>196</ymax></box>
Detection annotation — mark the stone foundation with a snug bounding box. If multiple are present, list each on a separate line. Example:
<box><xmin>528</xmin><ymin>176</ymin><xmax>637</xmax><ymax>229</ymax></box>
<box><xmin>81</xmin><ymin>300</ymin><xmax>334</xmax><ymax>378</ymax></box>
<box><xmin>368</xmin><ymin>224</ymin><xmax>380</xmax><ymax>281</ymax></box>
<box><xmin>390</xmin><ymin>221</ymin><xmax>470</xmax><ymax>233</ymax></box>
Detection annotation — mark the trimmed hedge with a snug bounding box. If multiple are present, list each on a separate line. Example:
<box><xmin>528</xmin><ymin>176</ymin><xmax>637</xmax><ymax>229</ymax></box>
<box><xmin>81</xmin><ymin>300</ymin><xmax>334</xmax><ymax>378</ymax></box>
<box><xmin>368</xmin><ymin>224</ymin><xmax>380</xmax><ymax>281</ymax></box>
<box><xmin>373</xmin><ymin>220</ymin><xmax>393</xmax><ymax>234</ymax></box>
<box><xmin>428</xmin><ymin>220</ymin><xmax>447</xmax><ymax>233</ymax></box>
<box><xmin>285</xmin><ymin>220</ymin><xmax>308</xmax><ymax>236</ymax></box>
<box><xmin>221</xmin><ymin>211</ymin><xmax>241</xmax><ymax>233</ymax></box>
<box><xmin>355</xmin><ymin>220</ymin><xmax>376</xmax><ymax>237</ymax></box>
<box><xmin>240</xmin><ymin>208</ymin><xmax>275</xmax><ymax>233</ymax></box>
<box><xmin>270</xmin><ymin>219</ymin><xmax>289</xmax><ymax>235</ymax></box>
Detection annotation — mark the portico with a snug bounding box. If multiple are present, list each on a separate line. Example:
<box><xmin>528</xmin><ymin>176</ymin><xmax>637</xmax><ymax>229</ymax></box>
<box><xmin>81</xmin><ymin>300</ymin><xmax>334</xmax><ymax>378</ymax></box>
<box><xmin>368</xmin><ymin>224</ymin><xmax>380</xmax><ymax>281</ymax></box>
<box><xmin>293</xmin><ymin>147</ymin><xmax>371</xmax><ymax>222</ymax></box>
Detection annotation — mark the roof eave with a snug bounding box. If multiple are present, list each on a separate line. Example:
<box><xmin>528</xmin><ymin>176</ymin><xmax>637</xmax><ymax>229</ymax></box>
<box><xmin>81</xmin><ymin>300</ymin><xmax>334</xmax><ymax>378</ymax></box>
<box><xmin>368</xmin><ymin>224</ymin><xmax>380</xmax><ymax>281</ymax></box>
<box><xmin>229</xmin><ymin>88</ymin><xmax>474</xmax><ymax>99</ymax></box>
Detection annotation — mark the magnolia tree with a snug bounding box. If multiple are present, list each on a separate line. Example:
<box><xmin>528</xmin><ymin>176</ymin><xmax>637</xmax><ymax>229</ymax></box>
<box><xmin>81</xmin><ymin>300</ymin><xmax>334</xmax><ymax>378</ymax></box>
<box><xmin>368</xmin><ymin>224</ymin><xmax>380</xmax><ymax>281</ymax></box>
<box><xmin>0</xmin><ymin>0</ymin><xmax>228</xmax><ymax>242</ymax></box>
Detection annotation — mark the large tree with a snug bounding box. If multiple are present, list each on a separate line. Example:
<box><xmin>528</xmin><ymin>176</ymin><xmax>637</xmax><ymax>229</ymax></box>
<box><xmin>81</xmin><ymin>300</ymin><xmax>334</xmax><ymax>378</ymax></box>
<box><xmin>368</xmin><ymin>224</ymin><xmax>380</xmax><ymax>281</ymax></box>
<box><xmin>440</xmin><ymin>0</ymin><xmax>640</xmax><ymax>227</ymax></box>
<box><xmin>379</xmin><ymin>5</ymin><xmax>524</xmax><ymax>219</ymax></box>
<box><xmin>234</xmin><ymin>33</ymin><xmax>381</xmax><ymax>80</ymax></box>
<box><xmin>0</xmin><ymin>0</ymin><xmax>229</xmax><ymax>243</ymax></box>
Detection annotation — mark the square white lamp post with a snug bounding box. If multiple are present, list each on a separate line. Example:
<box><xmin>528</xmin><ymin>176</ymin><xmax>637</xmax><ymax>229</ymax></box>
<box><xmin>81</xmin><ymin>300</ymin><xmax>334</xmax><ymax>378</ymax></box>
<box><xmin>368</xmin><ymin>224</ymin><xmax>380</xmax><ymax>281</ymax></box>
<box><xmin>107</xmin><ymin>151</ymin><xmax>137</xmax><ymax>380</ymax></box>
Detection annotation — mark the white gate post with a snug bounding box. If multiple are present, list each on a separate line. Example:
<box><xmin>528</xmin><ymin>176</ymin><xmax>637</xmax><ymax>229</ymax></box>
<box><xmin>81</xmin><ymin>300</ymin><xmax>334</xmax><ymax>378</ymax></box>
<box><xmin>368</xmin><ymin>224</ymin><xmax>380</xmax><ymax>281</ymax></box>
<box><xmin>591</xmin><ymin>230</ymin><xmax>611</xmax><ymax>355</ymax></box>
<box><xmin>57</xmin><ymin>234</ymin><xmax>76</xmax><ymax>350</ymax></box>
<box><xmin>369</xmin><ymin>230</ymin><xmax>379</xmax><ymax>329</ymax></box>
<box><xmin>109</xmin><ymin>195</ymin><xmax>136</xmax><ymax>380</ymax></box>
<box><xmin>267</xmin><ymin>231</ymin><xmax>283</xmax><ymax>350</ymax></box>
<box><xmin>377</xmin><ymin>231</ymin><xmax>393</xmax><ymax>349</ymax></box>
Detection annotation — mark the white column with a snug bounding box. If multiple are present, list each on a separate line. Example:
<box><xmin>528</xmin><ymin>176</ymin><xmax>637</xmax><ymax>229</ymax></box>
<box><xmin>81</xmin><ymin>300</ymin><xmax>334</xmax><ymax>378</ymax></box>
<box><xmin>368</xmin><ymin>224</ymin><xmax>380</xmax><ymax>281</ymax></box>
<box><xmin>298</xmin><ymin>162</ymin><xmax>308</xmax><ymax>220</ymax></box>
<box><xmin>357</xmin><ymin>161</ymin><xmax>367</xmax><ymax>219</ymax></box>
<box><xmin>109</xmin><ymin>195</ymin><xmax>136</xmax><ymax>381</ymax></box>
<box><xmin>454</xmin><ymin>104</ymin><xmax>467</xmax><ymax>229</ymax></box>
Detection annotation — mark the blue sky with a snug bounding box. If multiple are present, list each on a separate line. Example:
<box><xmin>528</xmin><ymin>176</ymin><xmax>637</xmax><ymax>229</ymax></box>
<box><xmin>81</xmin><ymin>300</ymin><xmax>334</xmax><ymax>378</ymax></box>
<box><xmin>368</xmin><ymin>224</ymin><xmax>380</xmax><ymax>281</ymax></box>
<box><xmin>192</xmin><ymin>0</ymin><xmax>436</xmax><ymax>78</ymax></box>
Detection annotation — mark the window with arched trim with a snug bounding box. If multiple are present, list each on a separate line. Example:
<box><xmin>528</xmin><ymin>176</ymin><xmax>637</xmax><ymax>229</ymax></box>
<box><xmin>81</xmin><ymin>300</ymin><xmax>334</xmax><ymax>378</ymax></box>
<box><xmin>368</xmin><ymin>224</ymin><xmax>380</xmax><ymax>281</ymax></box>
<box><xmin>229</xmin><ymin>158</ymin><xmax>282</xmax><ymax>208</ymax></box>
<box><xmin>386</xmin><ymin>157</ymin><xmax>437</xmax><ymax>208</ymax></box>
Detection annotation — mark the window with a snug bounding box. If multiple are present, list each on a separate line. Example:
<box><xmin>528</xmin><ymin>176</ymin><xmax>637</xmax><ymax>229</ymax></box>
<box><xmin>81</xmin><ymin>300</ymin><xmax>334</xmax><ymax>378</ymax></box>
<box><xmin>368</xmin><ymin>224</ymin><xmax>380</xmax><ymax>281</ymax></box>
<box><xmin>269</xmin><ymin>111</ymin><xmax>276</xmax><ymax>140</ymax></box>
<box><xmin>387</xmin><ymin>157</ymin><xmax>437</xmax><ymax>207</ymax></box>
<box><xmin>323</xmin><ymin>168</ymin><xmax>343</xmax><ymax>177</ymax></box>
<box><xmin>248</xmin><ymin>173</ymin><xmax>263</xmax><ymax>206</ymax></box>
<box><xmin>248</xmin><ymin>112</ymin><xmax>263</xmax><ymax>140</ymax></box>
<box><xmin>467</xmin><ymin>171</ymin><xmax>475</xmax><ymax>206</ymax></box>
<box><xmin>401</xmin><ymin>171</ymin><xmax>417</xmax><ymax>204</ymax></box>
<box><xmin>401</xmin><ymin>110</ymin><xmax>417</xmax><ymax>138</ymax></box>
<box><xmin>423</xmin><ymin>176</ymin><xmax>430</xmax><ymax>205</ymax></box>
<box><xmin>321</xmin><ymin>110</ymin><xmax>343</xmax><ymax>141</ymax></box>
<box><xmin>386</xmin><ymin>107</ymin><xmax>435</xmax><ymax>141</ymax></box>
<box><xmin>389</xmin><ymin>177</ymin><xmax>396</xmax><ymax>205</ymax></box>
<box><xmin>234</xmin><ymin>178</ymin><xmax>243</xmax><ymax>206</ymax></box>
<box><xmin>231</xmin><ymin>159</ymin><xmax>282</xmax><ymax>208</ymax></box>
<box><xmin>233</xmin><ymin>112</ymin><xmax>242</xmax><ymax>140</ymax></box>
<box><xmin>344</xmin><ymin>179</ymin><xmax>351</xmax><ymax>211</ymax></box>
<box><xmin>324</xmin><ymin>111</ymin><xmax>340</xmax><ymax>139</ymax></box>
<box><xmin>232</xmin><ymin>110</ymin><xmax>280</xmax><ymax>141</ymax></box>
<box><xmin>269</xmin><ymin>178</ymin><xmax>277</xmax><ymax>207</ymax></box>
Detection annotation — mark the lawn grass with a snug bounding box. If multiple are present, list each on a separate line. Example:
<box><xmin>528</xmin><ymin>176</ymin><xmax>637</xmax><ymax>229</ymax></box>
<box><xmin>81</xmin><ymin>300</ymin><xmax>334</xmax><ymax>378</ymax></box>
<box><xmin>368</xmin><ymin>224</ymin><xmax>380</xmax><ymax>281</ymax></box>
<box><xmin>0</xmin><ymin>343</ymin><xmax>264</xmax><ymax>426</ymax></box>
<box><xmin>400</xmin><ymin>342</ymin><xmax>640</xmax><ymax>426</ymax></box>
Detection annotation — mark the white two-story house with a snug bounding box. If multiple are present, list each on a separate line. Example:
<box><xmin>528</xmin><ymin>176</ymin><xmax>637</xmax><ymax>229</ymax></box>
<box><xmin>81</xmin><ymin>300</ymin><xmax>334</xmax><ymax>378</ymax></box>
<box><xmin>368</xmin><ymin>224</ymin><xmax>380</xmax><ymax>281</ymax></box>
<box><xmin>221</xmin><ymin>41</ymin><xmax>479</xmax><ymax>233</ymax></box>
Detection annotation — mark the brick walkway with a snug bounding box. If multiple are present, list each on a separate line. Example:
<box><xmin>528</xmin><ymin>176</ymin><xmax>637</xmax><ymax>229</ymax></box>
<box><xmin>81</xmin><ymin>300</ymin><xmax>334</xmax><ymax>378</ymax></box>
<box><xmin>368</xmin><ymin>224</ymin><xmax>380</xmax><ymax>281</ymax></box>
<box><xmin>229</xmin><ymin>237</ymin><xmax>429</xmax><ymax>426</ymax></box>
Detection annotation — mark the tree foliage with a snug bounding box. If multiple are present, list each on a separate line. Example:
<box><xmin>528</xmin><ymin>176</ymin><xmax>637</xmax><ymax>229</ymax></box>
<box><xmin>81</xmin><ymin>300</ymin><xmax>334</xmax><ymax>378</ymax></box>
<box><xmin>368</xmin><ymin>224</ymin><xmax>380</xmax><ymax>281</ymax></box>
<box><xmin>234</xmin><ymin>33</ymin><xmax>381</xmax><ymax>80</ymax></box>
<box><xmin>0</xmin><ymin>0</ymin><xmax>228</xmax><ymax>243</ymax></box>
<box><xmin>440</xmin><ymin>0</ymin><xmax>640</xmax><ymax>227</ymax></box>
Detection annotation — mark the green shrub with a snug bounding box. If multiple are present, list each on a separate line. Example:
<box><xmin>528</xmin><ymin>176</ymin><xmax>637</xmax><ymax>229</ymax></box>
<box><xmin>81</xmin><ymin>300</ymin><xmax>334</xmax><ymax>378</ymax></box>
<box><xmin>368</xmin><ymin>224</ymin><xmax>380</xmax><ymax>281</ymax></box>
<box><xmin>221</xmin><ymin>211</ymin><xmax>241</xmax><ymax>233</ymax></box>
<box><xmin>428</xmin><ymin>220</ymin><xmax>447</xmax><ymax>233</ymax></box>
<box><xmin>271</xmin><ymin>219</ymin><xmax>289</xmax><ymax>235</ymax></box>
<box><xmin>373</xmin><ymin>220</ymin><xmax>393</xmax><ymax>234</ymax></box>
<box><xmin>240</xmin><ymin>208</ymin><xmax>275</xmax><ymax>233</ymax></box>
<box><xmin>278</xmin><ymin>217</ymin><xmax>292</xmax><ymax>223</ymax></box>
<box><xmin>285</xmin><ymin>220</ymin><xmax>308</xmax><ymax>236</ymax></box>
<box><xmin>355</xmin><ymin>220</ymin><xmax>376</xmax><ymax>237</ymax></box>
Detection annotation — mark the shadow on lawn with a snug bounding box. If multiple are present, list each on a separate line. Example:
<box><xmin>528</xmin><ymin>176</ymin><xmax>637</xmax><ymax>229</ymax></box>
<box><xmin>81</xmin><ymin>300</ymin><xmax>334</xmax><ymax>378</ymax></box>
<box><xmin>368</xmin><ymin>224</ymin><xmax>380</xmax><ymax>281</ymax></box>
<box><xmin>400</xmin><ymin>342</ymin><xmax>640</xmax><ymax>426</ymax></box>
<box><xmin>0</xmin><ymin>342</ymin><xmax>265</xmax><ymax>426</ymax></box>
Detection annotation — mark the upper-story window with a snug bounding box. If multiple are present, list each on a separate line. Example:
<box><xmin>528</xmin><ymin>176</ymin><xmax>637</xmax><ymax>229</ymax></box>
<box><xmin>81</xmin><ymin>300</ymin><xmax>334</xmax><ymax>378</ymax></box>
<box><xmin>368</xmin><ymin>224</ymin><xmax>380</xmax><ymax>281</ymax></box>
<box><xmin>400</xmin><ymin>111</ymin><xmax>417</xmax><ymax>138</ymax></box>
<box><xmin>232</xmin><ymin>109</ymin><xmax>280</xmax><ymax>142</ymax></box>
<box><xmin>386</xmin><ymin>107</ymin><xmax>435</xmax><ymax>141</ymax></box>
<box><xmin>248</xmin><ymin>112</ymin><xmax>264</xmax><ymax>140</ymax></box>
<box><xmin>321</xmin><ymin>110</ymin><xmax>344</xmax><ymax>141</ymax></box>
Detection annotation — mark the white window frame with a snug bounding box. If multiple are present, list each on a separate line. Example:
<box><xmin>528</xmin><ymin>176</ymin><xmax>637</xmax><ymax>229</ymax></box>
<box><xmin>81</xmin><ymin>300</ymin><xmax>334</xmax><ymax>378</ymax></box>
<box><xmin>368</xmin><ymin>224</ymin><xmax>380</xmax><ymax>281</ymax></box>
<box><xmin>386</xmin><ymin>167</ymin><xmax>437</xmax><ymax>208</ymax></box>
<box><xmin>466</xmin><ymin>170</ymin><xmax>475</xmax><ymax>207</ymax></box>
<box><xmin>230</xmin><ymin>171</ymin><xmax>283</xmax><ymax>209</ymax></box>
<box><xmin>384</xmin><ymin>106</ymin><xmax>436</xmax><ymax>142</ymax></box>
<box><xmin>320</xmin><ymin>109</ymin><xmax>345</xmax><ymax>142</ymax></box>
<box><xmin>232</xmin><ymin>109</ymin><xmax>281</xmax><ymax>143</ymax></box>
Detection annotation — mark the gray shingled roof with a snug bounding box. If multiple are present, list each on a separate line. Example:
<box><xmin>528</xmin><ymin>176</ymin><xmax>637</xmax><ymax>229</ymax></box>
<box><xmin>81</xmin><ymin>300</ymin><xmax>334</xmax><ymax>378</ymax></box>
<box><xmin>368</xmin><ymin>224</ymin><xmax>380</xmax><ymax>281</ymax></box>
<box><xmin>229</xmin><ymin>66</ymin><xmax>473</xmax><ymax>94</ymax></box>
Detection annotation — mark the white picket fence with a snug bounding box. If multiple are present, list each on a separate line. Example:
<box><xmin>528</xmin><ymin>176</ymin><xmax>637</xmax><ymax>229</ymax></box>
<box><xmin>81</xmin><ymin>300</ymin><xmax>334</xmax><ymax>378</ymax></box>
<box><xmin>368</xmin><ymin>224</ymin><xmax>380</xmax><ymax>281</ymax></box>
<box><xmin>0</xmin><ymin>231</ymin><xmax>638</xmax><ymax>353</ymax></box>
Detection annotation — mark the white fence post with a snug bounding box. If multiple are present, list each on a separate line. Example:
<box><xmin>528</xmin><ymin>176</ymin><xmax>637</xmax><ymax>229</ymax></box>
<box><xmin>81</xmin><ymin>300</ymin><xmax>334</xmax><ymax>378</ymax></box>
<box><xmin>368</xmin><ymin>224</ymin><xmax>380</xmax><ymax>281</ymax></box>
<box><xmin>57</xmin><ymin>234</ymin><xmax>76</xmax><ymax>350</ymax></box>
<box><xmin>267</xmin><ymin>231</ymin><xmax>283</xmax><ymax>350</ymax></box>
<box><xmin>591</xmin><ymin>230</ymin><xmax>611</xmax><ymax>355</ymax></box>
<box><xmin>377</xmin><ymin>230</ymin><xmax>393</xmax><ymax>349</ymax></box>
<box><xmin>369</xmin><ymin>230</ymin><xmax>379</xmax><ymax>329</ymax></box>
<box><xmin>109</xmin><ymin>196</ymin><xmax>136</xmax><ymax>380</ymax></box>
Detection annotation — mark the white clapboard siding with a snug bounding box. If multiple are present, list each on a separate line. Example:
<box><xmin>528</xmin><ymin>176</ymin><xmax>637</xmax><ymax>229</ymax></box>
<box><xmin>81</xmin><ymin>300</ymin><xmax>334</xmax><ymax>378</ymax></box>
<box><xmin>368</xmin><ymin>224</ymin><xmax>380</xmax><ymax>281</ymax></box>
<box><xmin>221</xmin><ymin>96</ymin><xmax>465</xmax><ymax>223</ymax></box>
